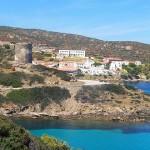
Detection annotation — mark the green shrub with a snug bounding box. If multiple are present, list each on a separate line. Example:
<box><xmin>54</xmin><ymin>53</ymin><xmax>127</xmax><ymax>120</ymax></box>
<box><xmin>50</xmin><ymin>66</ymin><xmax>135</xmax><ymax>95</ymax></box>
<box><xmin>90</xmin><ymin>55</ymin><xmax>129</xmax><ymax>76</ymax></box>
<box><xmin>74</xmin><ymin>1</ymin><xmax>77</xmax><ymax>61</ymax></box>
<box><xmin>29</xmin><ymin>74</ymin><xmax>44</xmax><ymax>85</ymax></box>
<box><xmin>3</xmin><ymin>44</ymin><xmax>10</xmax><ymax>49</ymax></box>
<box><xmin>0</xmin><ymin>47</ymin><xmax>14</xmax><ymax>62</ymax></box>
<box><xmin>101</xmin><ymin>84</ymin><xmax>126</xmax><ymax>94</ymax></box>
<box><xmin>0</xmin><ymin>63</ymin><xmax>12</xmax><ymax>69</ymax></box>
<box><xmin>0</xmin><ymin>95</ymin><xmax>6</xmax><ymax>104</ymax></box>
<box><xmin>56</xmin><ymin>71</ymin><xmax>71</xmax><ymax>81</ymax></box>
<box><xmin>32</xmin><ymin>65</ymin><xmax>71</xmax><ymax>81</ymax></box>
<box><xmin>6</xmin><ymin>86</ymin><xmax>71</xmax><ymax>106</ymax></box>
<box><xmin>41</xmin><ymin>135</ymin><xmax>70</xmax><ymax>150</ymax></box>
<box><xmin>0</xmin><ymin>72</ymin><xmax>23</xmax><ymax>88</ymax></box>
<box><xmin>75</xmin><ymin>84</ymin><xmax>126</xmax><ymax>103</ymax></box>
<box><xmin>0</xmin><ymin>72</ymin><xmax>44</xmax><ymax>87</ymax></box>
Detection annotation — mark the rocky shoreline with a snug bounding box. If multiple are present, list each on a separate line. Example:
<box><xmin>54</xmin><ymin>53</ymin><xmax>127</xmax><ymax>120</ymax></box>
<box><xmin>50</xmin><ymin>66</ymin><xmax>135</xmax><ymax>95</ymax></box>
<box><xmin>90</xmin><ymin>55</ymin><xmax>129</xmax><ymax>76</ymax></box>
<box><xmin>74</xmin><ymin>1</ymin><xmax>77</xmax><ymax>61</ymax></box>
<box><xmin>0</xmin><ymin>80</ymin><xmax>150</xmax><ymax>123</ymax></box>
<box><xmin>1</xmin><ymin>102</ymin><xmax>150</xmax><ymax>123</ymax></box>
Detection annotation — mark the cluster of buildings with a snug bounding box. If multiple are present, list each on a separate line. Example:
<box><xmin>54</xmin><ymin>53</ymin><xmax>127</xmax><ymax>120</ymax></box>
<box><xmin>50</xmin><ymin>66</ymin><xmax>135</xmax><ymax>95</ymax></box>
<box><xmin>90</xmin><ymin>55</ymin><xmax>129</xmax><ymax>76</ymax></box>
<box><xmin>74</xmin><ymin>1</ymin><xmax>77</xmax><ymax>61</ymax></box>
<box><xmin>57</xmin><ymin>50</ymin><xmax>141</xmax><ymax>76</ymax></box>
<box><xmin>4</xmin><ymin>41</ymin><xmax>141</xmax><ymax>76</ymax></box>
<box><xmin>103</xmin><ymin>57</ymin><xmax>141</xmax><ymax>72</ymax></box>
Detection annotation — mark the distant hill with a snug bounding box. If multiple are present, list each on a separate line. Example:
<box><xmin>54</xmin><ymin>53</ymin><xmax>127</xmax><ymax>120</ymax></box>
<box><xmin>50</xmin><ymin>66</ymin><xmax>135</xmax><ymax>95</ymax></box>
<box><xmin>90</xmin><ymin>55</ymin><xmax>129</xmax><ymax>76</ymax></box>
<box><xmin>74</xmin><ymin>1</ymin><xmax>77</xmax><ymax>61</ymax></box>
<box><xmin>0</xmin><ymin>26</ymin><xmax>150</xmax><ymax>63</ymax></box>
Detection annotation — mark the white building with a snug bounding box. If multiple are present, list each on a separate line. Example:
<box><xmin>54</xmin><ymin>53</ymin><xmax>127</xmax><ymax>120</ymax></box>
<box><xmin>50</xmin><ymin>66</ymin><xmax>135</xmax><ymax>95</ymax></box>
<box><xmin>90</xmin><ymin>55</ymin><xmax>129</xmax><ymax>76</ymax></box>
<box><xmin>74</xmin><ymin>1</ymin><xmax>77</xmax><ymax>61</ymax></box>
<box><xmin>109</xmin><ymin>61</ymin><xmax>129</xmax><ymax>72</ymax></box>
<box><xmin>77</xmin><ymin>58</ymin><xmax>94</xmax><ymax>69</ymax></box>
<box><xmin>109</xmin><ymin>60</ymin><xmax>142</xmax><ymax>72</ymax></box>
<box><xmin>59</xmin><ymin>50</ymin><xmax>85</xmax><ymax>57</ymax></box>
<box><xmin>134</xmin><ymin>61</ymin><xmax>142</xmax><ymax>66</ymax></box>
<box><xmin>80</xmin><ymin>65</ymin><xmax>112</xmax><ymax>76</ymax></box>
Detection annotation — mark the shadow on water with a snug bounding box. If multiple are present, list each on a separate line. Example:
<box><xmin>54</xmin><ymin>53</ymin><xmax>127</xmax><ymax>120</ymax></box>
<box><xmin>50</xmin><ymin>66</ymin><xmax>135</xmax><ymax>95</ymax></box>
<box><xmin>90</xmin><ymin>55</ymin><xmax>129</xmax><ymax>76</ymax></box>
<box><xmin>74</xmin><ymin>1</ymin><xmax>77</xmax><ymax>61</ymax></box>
<box><xmin>13</xmin><ymin>118</ymin><xmax>150</xmax><ymax>134</ymax></box>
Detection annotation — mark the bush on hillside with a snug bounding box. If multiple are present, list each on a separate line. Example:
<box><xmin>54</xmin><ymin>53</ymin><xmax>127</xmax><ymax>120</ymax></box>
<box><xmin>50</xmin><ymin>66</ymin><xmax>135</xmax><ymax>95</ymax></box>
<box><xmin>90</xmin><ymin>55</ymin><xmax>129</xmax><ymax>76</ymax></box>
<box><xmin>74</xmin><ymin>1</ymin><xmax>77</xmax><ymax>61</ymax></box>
<box><xmin>0</xmin><ymin>47</ymin><xmax>14</xmax><ymax>63</ymax></box>
<box><xmin>29</xmin><ymin>74</ymin><xmax>44</xmax><ymax>85</ymax></box>
<box><xmin>6</xmin><ymin>86</ymin><xmax>71</xmax><ymax>106</ymax></box>
<box><xmin>101</xmin><ymin>84</ymin><xmax>126</xmax><ymax>94</ymax></box>
<box><xmin>0</xmin><ymin>62</ymin><xmax>12</xmax><ymax>69</ymax></box>
<box><xmin>0</xmin><ymin>95</ymin><xmax>6</xmax><ymax>104</ymax></box>
<box><xmin>41</xmin><ymin>135</ymin><xmax>70</xmax><ymax>150</ymax></box>
<box><xmin>75</xmin><ymin>84</ymin><xmax>126</xmax><ymax>103</ymax></box>
<box><xmin>0</xmin><ymin>72</ymin><xmax>23</xmax><ymax>88</ymax></box>
<box><xmin>3</xmin><ymin>44</ymin><xmax>10</xmax><ymax>49</ymax></box>
<box><xmin>0</xmin><ymin>72</ymin><xmax>44</xmax><ymax>88</ymax></box>
<box><xmin>32</xmin><ymin>65</ymin><xmax>71</xmax><ymax>81</ymax></box>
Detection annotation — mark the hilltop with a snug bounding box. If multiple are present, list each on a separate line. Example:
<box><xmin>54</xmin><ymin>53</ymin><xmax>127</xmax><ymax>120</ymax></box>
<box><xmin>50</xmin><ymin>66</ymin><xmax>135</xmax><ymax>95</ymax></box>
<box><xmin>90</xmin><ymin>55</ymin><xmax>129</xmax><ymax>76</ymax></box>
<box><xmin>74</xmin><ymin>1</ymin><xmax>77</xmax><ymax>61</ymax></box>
<box><xmin>0</xmin><ymin>26</ymin><xmax>150</xmax><ymax>63</ymax></box>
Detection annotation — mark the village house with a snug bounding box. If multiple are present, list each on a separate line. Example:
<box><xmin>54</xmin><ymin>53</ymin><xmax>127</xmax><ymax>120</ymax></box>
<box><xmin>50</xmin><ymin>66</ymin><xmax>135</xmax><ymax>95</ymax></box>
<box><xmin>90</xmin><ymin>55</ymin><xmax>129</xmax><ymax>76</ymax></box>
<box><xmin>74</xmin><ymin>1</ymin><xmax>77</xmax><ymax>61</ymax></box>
<box><xmin>59</xmin><ymin>50</ymin><xmax>85</xmax><ymax>58</ymax></box>
<box><xmin>58</xmin><ymin>61</ymin><xmax>78</xmax><ymax>73</ymax></box>
<box><xmin>109</xmin><ymin>60</ymin><xmax>142</xmax><ymax>73</ymax></box>
<box><xmin>109</xmin><ymin>60</ymin><xmax>129</xmax><ymax>72</ymax></box>
<box><xmin>77</xmin><ymin>58</ymin><xmax>95</xmax><ymax>69</ymax></box>
<box><xmin>80</xmin><ymin>65</ymin><xmax>112</xmax><ymax>76</ymax></box>
<box><xmin>57</xmin><ymin>57</ymin><xmax>94</xmax><ymax>73</ymax></box>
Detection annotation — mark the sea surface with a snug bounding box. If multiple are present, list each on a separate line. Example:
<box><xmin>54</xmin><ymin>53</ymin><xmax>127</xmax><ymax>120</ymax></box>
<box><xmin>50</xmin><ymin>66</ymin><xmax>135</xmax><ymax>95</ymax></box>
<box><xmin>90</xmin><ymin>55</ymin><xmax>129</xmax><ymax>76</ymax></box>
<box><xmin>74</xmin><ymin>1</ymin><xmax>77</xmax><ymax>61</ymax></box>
<box><xmin>14</xmin><ymin>118</ymin><xmax>150</xmax><ymax>150</ymax></box>
<box><xmin>127</xmin><ymin>81</ymin><xmax>150</xmax><ymax>95</ymax></box>
<box><xmin>14</xmin><ymin>81</ymin><xmax>150</xmax><ymax>150</ymax></box>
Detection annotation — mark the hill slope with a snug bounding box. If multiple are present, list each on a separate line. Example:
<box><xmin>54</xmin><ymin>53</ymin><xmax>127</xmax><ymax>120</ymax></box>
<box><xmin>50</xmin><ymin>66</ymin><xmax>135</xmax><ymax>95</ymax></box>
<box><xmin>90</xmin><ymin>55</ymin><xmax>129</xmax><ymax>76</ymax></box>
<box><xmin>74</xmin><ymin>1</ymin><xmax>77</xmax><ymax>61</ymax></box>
<box><xmin>0</xmin><ymin>26</ymin><xmax>150</xmax><ymax>62</ymax></box>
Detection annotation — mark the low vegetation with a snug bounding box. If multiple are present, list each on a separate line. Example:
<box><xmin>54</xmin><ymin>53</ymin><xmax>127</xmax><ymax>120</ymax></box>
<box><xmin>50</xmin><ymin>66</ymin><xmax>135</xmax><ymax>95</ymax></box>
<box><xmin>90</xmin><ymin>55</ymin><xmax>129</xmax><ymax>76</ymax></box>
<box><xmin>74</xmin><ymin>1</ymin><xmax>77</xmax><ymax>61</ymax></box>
<box><xmin>75</xmin><ymin>84</ymin><xmax>126</xmax><ymax>103</ymax></box>
<box><xmin>0</xmin><ymin>47</ymin><xmax>14</xmax><ymax>63</ymax></box>
<box><xmin>6</xmin><ymin>86</ymin><xmax>71</xmax><ymax>106</ymax></box>
<box><xmin>0</xmin><ymin>95</ymin><xmax>6</xmax><ymax>104</ymax></box>
<box><xmin>122</xmin><ymin>63</ymin><xmax>150</xmax><ymax>79</ymax></box>
<box><xmin>41</xmin><ymin>135</ymin><xmax>70</xmax><ymax>150</ymax></box>
<box><xmin>0</xmin><ymin>72</ymin><xmax>44</xmax><ymax>88</ymax></box>
<box><xmin>0</xmin><ymin>115</ymin><xmax>70</xmax><ymax>150</ymax></box>
<box><xmin>32</xmin><ymin>65</ymin><xmax>71</xmax><ymax>81</ymax></box>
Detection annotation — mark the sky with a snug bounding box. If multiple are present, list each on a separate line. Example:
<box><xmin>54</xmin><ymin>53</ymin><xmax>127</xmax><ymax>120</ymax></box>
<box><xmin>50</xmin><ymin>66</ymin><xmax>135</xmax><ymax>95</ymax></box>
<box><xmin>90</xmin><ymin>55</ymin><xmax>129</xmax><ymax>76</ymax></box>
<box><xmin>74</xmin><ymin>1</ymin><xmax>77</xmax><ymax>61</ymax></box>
<box><xmin>0</xmin><ymin>0</ymin><xmax>150</xmax><ymax>43</ymax></box>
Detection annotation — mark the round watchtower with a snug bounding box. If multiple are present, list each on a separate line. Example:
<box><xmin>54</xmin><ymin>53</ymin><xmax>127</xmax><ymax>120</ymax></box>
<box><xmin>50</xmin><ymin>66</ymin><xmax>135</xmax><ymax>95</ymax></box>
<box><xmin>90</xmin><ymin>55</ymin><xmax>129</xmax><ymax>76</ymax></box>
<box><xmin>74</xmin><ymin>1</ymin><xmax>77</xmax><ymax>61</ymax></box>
<box><xmin>15</xmin><ymin>43</ymin><xmax>32</xmax><ymax>64</ymax></box>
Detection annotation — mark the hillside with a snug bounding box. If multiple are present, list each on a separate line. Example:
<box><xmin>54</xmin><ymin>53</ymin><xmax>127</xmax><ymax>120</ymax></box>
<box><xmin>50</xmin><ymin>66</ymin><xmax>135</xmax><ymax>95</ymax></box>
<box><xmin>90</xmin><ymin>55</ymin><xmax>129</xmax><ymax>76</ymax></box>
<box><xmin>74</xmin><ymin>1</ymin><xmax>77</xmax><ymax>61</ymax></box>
<box><xmin>0</xmin><ymin>26</ymin><xmax>150</xmax><ymax>63</ymax></box>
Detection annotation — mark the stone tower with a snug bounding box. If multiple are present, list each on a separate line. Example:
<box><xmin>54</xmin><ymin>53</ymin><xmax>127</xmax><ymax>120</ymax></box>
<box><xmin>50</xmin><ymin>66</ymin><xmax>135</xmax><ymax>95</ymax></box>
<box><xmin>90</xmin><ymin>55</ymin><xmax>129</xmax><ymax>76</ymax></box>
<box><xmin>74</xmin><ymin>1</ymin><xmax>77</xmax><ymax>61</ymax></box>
<box><xmin>15</xmin><ymin>43</ymin><xmax>32</xmax><ymax>64</ymax></box>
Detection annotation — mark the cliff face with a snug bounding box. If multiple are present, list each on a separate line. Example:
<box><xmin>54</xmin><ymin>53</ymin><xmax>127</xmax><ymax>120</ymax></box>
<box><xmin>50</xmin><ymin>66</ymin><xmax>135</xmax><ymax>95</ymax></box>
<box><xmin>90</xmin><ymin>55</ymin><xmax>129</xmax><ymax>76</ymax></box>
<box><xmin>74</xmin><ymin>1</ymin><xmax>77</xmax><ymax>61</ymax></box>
<box><xmin>0</xmin><ymin>26</ymin><xmax>150</xmax><ymax>63</ymax></box>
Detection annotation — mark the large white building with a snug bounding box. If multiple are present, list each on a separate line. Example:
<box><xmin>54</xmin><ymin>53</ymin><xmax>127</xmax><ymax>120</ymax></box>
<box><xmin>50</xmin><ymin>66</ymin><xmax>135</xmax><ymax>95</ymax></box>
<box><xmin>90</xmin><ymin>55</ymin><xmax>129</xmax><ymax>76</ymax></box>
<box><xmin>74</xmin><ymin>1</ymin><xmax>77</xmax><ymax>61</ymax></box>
<box><xmin>59</xmin><ymin>50</ymin><xmax>85</xmax><ymax>57</ymax></box>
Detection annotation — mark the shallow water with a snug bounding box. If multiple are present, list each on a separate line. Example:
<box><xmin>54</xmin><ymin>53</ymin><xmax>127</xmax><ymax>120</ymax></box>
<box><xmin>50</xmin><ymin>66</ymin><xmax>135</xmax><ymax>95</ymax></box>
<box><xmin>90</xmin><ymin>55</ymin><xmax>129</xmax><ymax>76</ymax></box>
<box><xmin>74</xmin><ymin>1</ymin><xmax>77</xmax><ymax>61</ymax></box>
<box><xmin>14</xmin><ymin>119</ymin><xmax>150</xmax><ymax>150</ymax></box>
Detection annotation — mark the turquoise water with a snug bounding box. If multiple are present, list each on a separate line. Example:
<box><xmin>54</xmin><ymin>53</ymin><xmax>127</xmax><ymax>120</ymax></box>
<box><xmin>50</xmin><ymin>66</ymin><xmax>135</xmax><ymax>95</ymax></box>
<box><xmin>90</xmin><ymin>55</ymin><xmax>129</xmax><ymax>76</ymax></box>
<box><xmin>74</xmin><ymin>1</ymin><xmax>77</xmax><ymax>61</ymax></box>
<box><xmin>127</xmin><ymin>81</ymin><xmax>150</xmax><ymax>94</ymax></box>
<box><xmin>31</xmin><ymin>128</ymin><xmax>150</xmax><ymax>150</ymax></box>
<box><xmin>14</xmin><ymin>119</ymin><xmax>150</xmax><ymax>150</ymax></box>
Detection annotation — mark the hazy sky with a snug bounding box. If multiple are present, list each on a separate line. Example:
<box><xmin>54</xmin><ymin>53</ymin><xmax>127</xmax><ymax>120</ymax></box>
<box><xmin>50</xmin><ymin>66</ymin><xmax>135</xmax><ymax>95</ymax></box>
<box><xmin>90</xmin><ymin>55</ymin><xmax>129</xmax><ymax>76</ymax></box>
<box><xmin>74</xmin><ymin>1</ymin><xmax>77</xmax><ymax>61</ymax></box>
<box><xmin>0</xmin><ymin>0</ymin><xmax>150</xmax><ymax>43</ymax></box>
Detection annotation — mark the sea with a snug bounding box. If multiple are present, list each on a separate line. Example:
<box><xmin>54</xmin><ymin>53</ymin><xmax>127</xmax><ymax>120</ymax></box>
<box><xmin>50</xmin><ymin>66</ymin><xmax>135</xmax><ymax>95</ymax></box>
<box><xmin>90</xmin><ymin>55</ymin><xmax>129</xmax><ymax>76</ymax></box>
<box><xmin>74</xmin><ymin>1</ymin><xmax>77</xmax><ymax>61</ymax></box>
<box><xmin>14</xmin><ymin>81</ymin><xmax>150</xmax><ymax>150</ymax></box>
